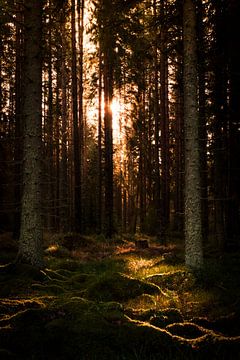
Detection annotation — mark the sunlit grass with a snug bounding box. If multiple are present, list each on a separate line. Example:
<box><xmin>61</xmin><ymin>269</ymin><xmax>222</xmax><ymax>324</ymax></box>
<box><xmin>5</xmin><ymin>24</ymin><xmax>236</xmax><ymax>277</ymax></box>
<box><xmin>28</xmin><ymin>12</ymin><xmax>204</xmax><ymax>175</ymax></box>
<box><xmin>125</xmin><ymin>254</ymin><xmax>184</xmax><ymax>279</ymax></box>
<box><xmin>126</xmin><ymin>257</ymin><xmax>158</xmax><ymax>274</ymax></box>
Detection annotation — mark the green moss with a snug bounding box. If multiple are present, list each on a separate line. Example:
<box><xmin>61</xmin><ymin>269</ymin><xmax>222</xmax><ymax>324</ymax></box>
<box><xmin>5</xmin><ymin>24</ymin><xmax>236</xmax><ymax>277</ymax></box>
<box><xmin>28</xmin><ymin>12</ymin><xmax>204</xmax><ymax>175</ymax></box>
<box><xmin>146</xmin><ymin>270</ymin><xmax>195</xmax><ymax>290</ymax></box>
<box><xmin>0</xmin><ymin>239</ymin><xmax>240</xmax><ymax>359</ymax></box>
<box><xmin>31</xmin><ymin>283</ymin><xmax>66</xmax><ymax>295</ymax></box>
<box><xmin>86</xmin><ymin>272</ymin><xmax>160</xmax><ymax>301</ymax></box>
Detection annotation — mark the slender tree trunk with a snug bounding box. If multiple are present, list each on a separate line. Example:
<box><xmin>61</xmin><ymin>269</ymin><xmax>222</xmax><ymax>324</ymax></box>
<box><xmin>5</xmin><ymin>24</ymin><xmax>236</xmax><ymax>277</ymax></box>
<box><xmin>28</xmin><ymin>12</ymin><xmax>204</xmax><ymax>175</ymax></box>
<box><xmin>138</xmin><ymin>89</ymin><xmax>146</xmax><ymax>233</ymax></box>
<box><xmin>153</xmin><ymin>0</ymin><xmax>161</xmax><ymax>239</ymax></box>
<box><xmin>13</xmin><ymin>0</ymin><xmax>23</xmax><ymax>239</ymax></box>
<box><xmin>159</xmin><ymin>1</ymin><xmax>170</xmax><ymax>240</ymax></box>
<box><xmin>18</xmin><ymin>0</ymin><xmax>44</xmax><ymax>268</ymax></box>
<box><xmin>77</xmin><ymin>0</ymin><xmax>85</xmax><ymax>231</ymax></box>
<box><xmin>47</xmin><ymin>3</ymin><xmax>54</xmax><ymax>230</ymax></box>
<box><xmin>55</xmin><ymin>56</ymin><xmax>61</xmax><ymax>231</ymax></box>
<box><xmin>71</xmin><ymin>0</ymin><xmax>82</xmax><ymax>232</ymax></box>
<box><xmin>197</xmin><ymin>0</ymin><xmax>208</xmax><ymax>242</ymax></box>
<box><xmin>226</xmin><ymin>0</ymin><xmax>240</xmax><ymax>246</ymax></box>
<box><xmin>183</xmin><ymin>0</ymin><xmax>203</xmax><ymax>269</ymax></box>
<box><xmin>102</xmin><ymin>0</ymin><xmax>114</xmax><ymax>238</ymax></box>
<box><xmin>213</xmin><ymin>0</ymin><xmax>227</xmax><ymax>249</ymax></box>
<box><xmin>173</xmin><ymin>74</ymin><xmax>184</xmax><ymax>232</ymax></box>
<box><xmin>97</xmin><ymin>47</ymin><xmax>103</xmax><ymax>233</ymax></box>
<box><xmin>60</xmin><ymin>16</ymin><xmax>69</xmax><ymax>232</ymax></box>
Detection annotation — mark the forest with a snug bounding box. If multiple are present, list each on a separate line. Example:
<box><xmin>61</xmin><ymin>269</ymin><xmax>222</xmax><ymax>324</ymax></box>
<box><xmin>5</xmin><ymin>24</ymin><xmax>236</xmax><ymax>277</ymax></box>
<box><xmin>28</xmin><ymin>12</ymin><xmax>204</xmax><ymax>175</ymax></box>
<box><xmin>0</xmin><ymin>0</ymin><xmax>240</xmax><ymax>359</ymax></box>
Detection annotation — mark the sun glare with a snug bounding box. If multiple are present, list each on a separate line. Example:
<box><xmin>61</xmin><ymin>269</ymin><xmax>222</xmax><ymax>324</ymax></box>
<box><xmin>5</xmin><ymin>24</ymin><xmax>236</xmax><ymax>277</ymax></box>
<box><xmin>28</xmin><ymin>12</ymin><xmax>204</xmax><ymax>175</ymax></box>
<box><xmin>111</xmin><ymin>98</ymin><xmax>121</xmax><ymax>120</ymax></box>
<box><xmin>111</xmin><ymin>97</ymin><xmax>122</xmax><ymax>141</ymax></box>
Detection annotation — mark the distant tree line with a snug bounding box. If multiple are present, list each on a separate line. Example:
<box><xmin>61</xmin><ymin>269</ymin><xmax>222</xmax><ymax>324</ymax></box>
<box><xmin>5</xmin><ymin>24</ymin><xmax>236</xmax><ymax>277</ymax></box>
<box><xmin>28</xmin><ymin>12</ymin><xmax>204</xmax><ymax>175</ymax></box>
<box><xmin>0</xmin><ymin>0</ymin><xmax>239</xmax><ymax>268</ymax></box>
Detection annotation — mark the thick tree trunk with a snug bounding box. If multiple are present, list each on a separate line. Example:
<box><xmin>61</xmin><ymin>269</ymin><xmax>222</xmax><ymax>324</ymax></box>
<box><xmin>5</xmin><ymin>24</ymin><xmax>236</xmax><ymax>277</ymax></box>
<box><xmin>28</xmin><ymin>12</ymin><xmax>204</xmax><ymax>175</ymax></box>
<box><xmin>183</xmin><ymin>0</ymin><xmax>203</xmax><ymax>269</ymax></box>
<box><xmin>18</xmin><ymin>0</ymin><xmax>44</xmax><ymax>268</ymax></box>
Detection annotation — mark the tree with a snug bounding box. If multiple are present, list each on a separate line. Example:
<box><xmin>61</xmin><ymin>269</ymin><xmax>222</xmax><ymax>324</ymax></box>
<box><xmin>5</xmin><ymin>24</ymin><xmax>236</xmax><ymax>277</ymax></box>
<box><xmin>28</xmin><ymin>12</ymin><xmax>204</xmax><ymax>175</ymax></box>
<box><xmin>100</xmin><ymin>0</ymin><xmax>114</xmax><ymax>238</ymax></box>
<box><xmin>71</xmin><ymin>0</ymin><xmax>82</xmax><ymax>232</ymax></box>
<box><xmin>13</xmin><ymin>0</ymin><xmax>24</xmax><ymax>239</ymax></box>
<box><xmin>18</xmin><ymin>0</ymin><xmax>44</xmax><ymax>268</ymax></box>
<box><xmin>183</xmin><ymin>0</ymin><xmax>203</xmax><ymax>269</ymax></box>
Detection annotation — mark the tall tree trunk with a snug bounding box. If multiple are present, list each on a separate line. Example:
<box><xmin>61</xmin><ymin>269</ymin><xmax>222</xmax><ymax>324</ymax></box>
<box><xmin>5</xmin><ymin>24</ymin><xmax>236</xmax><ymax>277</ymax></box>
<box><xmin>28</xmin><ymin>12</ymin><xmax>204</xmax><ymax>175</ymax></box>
<box><xmin>71</xmin><ymin>0</ymin><xmax>81</xmax><ymax>232</ymax></box>
<box><xmin>13</xmin><ymin>0</ymin><xmax>23</xmax><ymax>239</ymax></box>
<box><xmin>173</xmin><ymin>78</ymin><xmax>184</xmax><ymax>232</ymax></box>
<box><xmin>153</xmin><ymin>0</ymin><xmax>161</xmax><ymax>239</ymax></box>
<box><xmin>138</xmin><ymin>88</ymin><xmax>146</xmax><ymax>233</ymax></box>
<box><xmin>159</xmin><ymin>0</ymin><xmax>170</xmax><ymax>240</ymax></box>
<box><xmin>18</xmin><ymin>0</ymin><xmax>44</xmax><ymax>268</ymax></box>
<box><xmin>196</xmin><ymin>0</ymin><xmax>208</xmax><ymax>242</ymax></box>
<box><xmin>47</xmin><ymin>2</ymin><xmax>54</xmax><ymax>230</ymax></box>
<box><xmin>183</xmin><ymin>0</ymin><xmax>203</xmax><ymax>269</ymax></box>
<box><xmin>97</xmin><ymin>47</ymin><xmax>103</xmax><ymax>233</ymax></box>
<box><xmin>213</xmin><ymin>0</ymin><xmax>227</xmax><ymax>250</ymax></box>
<box><xmin>102</xmin><ymin>0</ymin><xmax>114</xmax><ymax>238</ymax></box>
<box><xmin>59</xmin><ymin>15</ymin><xmax>69</xmax><ymax>232</ymax></box>
<box><xmin>226</xmin><ymin>0</ymin><xmax>240</xmax><ymax>246</ymax></box>
<box><xmin>77</xmin><ymin>0</ymin><xmax>85</xmax><ymax>231</ymax></box>
<box><xmin>55</xmin><ymin>54</ymin><xmax>61</xmax><ymax>231</ymax></box>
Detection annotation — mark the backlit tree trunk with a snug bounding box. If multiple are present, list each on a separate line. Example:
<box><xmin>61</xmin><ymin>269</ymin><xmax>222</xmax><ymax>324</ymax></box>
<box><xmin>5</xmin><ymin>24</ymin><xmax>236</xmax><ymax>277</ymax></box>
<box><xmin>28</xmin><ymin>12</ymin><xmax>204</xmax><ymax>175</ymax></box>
<box><xmin>102</xmin><ymin>0</ymin><xmax>114</xmax><ymax>238</ymax></box>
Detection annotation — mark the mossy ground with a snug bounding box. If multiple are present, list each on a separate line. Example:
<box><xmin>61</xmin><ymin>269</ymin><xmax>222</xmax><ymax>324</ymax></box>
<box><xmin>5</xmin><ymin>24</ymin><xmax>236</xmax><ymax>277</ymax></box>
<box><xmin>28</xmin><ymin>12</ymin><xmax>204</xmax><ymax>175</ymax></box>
<box><xmin>0</xmin><ymin>233</ymin><xmax>240</xmax><ymax>359</ymax></box>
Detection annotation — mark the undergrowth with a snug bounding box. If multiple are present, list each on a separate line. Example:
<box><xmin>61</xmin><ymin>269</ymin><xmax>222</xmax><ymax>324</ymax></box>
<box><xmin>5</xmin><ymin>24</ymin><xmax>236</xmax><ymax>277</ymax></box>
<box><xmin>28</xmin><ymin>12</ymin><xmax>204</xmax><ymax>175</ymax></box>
<box><xmin>0</xmin><ymin>233</ymin><xmax>240</xmax><ymax>359</ymax></box>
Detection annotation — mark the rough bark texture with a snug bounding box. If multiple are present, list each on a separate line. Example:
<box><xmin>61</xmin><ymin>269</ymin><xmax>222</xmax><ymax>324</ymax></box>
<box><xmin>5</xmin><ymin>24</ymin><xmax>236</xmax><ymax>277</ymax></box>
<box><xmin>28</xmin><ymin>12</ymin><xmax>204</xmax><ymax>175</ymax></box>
<box><xmin>183</xmin><ymin>0</ymin><xmax>203</xmax><ymax>269</ymax></box>
<box><xmin>18</xmin><ymin>0</ymin><xmax>44</xmax><ymax>268</ymax></box>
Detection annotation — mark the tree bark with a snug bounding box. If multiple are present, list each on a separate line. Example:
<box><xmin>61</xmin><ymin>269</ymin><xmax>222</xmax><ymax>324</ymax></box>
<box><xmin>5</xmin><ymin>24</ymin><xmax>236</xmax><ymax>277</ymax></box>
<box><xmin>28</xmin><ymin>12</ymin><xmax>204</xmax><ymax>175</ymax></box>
<box><xmin>18</xmin><ymin>0</ymin><xmax>44</xmax><ymax>268</ymax></box>
<box><xmin>183</xmin><ymin>0</ymin><xmax>203</xmax><ymax>269</ymax></box>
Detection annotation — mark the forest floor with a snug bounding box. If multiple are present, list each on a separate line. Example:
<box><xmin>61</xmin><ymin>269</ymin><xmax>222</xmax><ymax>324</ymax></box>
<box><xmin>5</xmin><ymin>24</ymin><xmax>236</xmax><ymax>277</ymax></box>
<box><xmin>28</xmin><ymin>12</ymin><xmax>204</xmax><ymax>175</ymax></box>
<box><xmin>0</xmin><ymin>233</ymin><xmax>240</xmax><ymax>359</ymax></box>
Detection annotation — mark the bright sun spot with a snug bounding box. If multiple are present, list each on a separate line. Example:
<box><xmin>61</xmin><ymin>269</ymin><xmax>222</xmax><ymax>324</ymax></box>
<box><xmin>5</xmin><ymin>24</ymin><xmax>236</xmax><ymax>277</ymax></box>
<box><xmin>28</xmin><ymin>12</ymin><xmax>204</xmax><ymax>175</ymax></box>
<box><xmin>111</xmin><ymin>98</ymin><xmax>121</xmax><ymax>120</ymax></box>
<box><xmin>111</xmin><ymin>98</ymin><xmax>122</xmax><ymax>141</ymax></box>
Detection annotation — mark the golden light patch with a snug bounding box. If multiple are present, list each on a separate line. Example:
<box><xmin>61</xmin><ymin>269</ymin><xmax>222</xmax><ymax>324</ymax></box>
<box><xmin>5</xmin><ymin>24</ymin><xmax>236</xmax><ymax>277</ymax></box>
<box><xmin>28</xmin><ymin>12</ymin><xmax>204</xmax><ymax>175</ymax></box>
<box><xmin>127</xmin><ymin>257</ymin><xmax>157</xmax><ymax>273</ymax></box>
